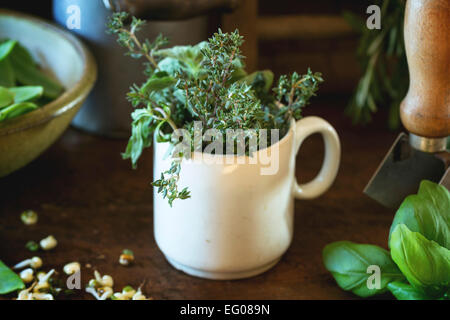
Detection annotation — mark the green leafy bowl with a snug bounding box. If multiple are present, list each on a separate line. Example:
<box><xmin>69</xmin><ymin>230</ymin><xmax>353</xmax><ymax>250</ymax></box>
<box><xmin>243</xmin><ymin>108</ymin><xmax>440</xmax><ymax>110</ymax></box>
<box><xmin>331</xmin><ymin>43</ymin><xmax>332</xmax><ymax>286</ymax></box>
<box><xmin>0</xmin><ymin>10</ymin><xmax>97</xmax><ymax>177</ymax></box>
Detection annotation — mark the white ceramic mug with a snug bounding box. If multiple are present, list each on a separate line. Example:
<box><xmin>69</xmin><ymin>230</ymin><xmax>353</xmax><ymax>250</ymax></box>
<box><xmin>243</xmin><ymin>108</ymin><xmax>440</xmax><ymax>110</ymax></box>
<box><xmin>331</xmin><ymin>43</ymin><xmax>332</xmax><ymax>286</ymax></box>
<box><xmin>153</xmin><ymin>116</ymin><xmax>340</xmax><ymax>280</ymax></box>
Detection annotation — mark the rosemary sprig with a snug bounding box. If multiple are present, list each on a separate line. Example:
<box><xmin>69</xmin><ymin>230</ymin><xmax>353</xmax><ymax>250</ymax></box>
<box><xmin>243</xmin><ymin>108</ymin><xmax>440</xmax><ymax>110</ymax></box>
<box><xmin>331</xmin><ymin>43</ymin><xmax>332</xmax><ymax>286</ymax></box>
<box><xmin>344</xmin><ymin>0</ymin><xmax>407</xmax><ymax>129</ymax></box>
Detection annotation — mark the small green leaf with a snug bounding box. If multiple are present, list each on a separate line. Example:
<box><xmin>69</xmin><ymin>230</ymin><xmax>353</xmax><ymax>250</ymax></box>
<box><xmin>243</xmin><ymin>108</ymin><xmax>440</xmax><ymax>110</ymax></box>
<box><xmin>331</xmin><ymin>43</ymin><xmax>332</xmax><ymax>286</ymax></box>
<box><xmin>8</xmin><ymin>86</ymin><xmax>44</xmax><ymax>103</ymax></box>
<box><xmin>0</xmin><ymin>260</ymin><xmax>24</xmax><ymax>294</ymax></box>
<box><xmin>155</xmin><ymin>42</ymin><xmax>207</xmax><ymax>77</ymax></box>
<box><xmin>0</xmin><ymin>40</ymin><xmax>17</xmax><ymax>61</ymax></box>
<box><xmin>0</xmin><ymin>87</ymin><xmax>14</xmax><ymax>109</ymax></box>
<box><xmin>240</xmin><ymin>70</ymin><xmax>274</xmax><ymax>93</ymax></box>
<box><xmin>0</xmin><ymin>58</ymin><xmax>15</xmax><ymax>87</ymax></box>
<box><xmin>9</xmin><ymin>45</ymin><xmax>63</xmax><ymax>99</ymax></box>
<box><xmin>140</xmin><ymin>72</ymin><xmax>175</xmax><ymax>94</ymax></box>
<box><xmin>390</xmin><ymin>224</ymin><xmax>450</xmax><ymax>297</ymax></box>
<box><xmin>389</xmin><ymin>180</ymin><xmax>450</xmax><ymax>249</ymax></box>
<box><xmin>323</xmin><ymin>241</ymin><xmax>405</xmax><ymax>297</ymax></box>
<box><xmin>387</xmin><ymin>281</ymin><xmax>432</xmax><ymax>300</ymax></box>
<box><xmin>0</xmin><ymin>102</ymin><xmax>38</xmax><ymax>122</ymax></box>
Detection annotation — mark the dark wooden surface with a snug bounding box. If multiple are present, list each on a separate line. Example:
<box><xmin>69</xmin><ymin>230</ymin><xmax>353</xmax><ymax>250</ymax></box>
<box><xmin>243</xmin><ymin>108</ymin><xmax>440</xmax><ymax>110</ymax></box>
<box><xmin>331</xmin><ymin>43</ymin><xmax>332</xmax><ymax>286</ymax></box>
<box><xmin>0</xmin><ymin>97</ymin><xmax>399</xmax><ymax>300</ymax></box>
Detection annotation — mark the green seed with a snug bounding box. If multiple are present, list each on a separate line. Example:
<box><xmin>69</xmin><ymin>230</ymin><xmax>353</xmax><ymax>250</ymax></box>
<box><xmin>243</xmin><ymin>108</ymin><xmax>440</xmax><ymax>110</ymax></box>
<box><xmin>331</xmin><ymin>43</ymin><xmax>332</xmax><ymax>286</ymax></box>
<box><xmin>25</xmin><ymin>241</ymin><xmax>39</xmax><ymax>252</ymax></box>
<box><xmin>88</xmin><ymin>279</ymin><xmax>100</xmax><ymax>288</ymax></box>
<box><xmin>0</xmin><ymin>102</ymin><xmax>38</xmax><ymax>122</ymax></box>
<box><xmin>123</xmin><ymin>285</ymin><xmax>134</xmax><ymax>292</ymax></box>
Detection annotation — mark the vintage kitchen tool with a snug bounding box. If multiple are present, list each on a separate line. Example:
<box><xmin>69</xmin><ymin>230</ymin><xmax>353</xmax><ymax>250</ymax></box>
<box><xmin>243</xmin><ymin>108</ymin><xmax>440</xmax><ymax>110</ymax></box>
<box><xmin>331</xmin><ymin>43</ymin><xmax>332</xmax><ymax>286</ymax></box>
<box><xmin>364</xmin><ymin>0</ymin><xmax>450</xmax><ymax>209</ymax></box>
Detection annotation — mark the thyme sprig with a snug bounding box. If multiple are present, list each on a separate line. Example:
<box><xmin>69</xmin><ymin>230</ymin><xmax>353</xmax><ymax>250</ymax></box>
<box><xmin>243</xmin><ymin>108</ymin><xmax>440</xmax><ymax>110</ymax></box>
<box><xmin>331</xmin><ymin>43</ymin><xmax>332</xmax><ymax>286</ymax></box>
<box><xmin>107</xmin><ymin>12</ymin><xmax>323</xmax><ymax>206</ymax></box>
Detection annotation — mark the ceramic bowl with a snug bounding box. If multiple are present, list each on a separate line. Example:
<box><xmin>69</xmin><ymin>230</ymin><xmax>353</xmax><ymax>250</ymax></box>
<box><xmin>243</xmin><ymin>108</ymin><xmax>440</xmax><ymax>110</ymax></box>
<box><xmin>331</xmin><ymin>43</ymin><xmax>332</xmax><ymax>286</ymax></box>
<box><xmin>0</xmin><ymin>10</ymin><xmax>97</xmax><ymax>177</ymax></box>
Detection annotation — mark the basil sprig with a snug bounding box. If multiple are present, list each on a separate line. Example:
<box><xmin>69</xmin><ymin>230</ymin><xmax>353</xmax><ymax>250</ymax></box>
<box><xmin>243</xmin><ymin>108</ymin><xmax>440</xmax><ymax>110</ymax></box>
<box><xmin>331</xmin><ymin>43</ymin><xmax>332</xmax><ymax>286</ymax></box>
<box><xmin>323</xmin><ymin>181</ymin><xmax>450</xmax><ymax>300</ymax></box>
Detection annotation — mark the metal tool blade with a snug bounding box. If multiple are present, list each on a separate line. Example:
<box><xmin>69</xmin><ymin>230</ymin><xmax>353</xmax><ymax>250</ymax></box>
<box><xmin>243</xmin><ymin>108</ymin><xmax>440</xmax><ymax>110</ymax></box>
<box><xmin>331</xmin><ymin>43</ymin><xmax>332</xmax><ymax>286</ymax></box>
<box><xmin>364</xmin><ymin>133</ymin><xmax>447</xmax><ymax>209</ymax></box>
<box><xmin>440</xmin><ymin>168</ymin><xmax>450</xmax><ymax>190</ymax></box>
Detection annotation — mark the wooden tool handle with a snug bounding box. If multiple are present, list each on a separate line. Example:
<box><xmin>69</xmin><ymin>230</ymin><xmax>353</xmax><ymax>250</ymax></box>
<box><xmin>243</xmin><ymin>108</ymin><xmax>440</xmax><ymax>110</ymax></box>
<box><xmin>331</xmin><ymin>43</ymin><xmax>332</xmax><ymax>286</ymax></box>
<box><xmin>400</xmin><ymin>0</ymin><xmax>450</xmax><ymax>138</ymax></box>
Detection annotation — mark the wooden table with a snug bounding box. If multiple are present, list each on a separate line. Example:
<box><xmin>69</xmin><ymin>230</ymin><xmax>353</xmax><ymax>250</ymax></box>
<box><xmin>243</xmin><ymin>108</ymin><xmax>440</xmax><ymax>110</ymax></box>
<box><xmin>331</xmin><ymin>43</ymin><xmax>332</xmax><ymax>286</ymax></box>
<box><xmin>0</xmin><ymin>98</ymin><xmax>398</xmax><ymax>300</ymax></box>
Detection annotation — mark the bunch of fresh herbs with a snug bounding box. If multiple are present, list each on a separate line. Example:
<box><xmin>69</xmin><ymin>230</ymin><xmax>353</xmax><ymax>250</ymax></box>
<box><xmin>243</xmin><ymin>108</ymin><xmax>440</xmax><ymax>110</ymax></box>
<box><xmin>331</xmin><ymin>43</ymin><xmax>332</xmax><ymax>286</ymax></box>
<box><xmin>107</xmin><ymin>12</ymin><xmax>323</xmax><ymax>206</ymax></box>
<box><xmin>344</xmin><ymin>0</ymin><xmax>407</xmax><ymax>129</ymax></box>
<box><xmin>0</xmin><ymin>39</ymin><xmax>63</xmax><ymax>122</ymax></box>
<box><xmin>323</xmin><ymin>180</ymin><xmax>450</xmax><ymax>300</ymax></box>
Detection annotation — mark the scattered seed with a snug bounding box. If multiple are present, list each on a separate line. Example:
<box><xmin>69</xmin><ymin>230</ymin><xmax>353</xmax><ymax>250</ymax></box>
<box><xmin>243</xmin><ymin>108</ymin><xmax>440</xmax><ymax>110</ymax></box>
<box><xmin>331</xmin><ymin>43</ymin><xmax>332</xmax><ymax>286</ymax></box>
<box><xmin>119</xmin><ymin>249</ymin><xmax>135</xmax><ymax>266</ymax></box>
<box><xmin>25</xmin><ymin>240</ymin><xmax>39</xmax><ymax>252</ymax></box>
<box><xmin>20</xmin><ymin>268</ymin><xmax>34</xmax><ymax>283</ymax></box>
<box><xmin>63</xmin><ymin>262</ymin><xmax>80</xmax><ymax>275</ymax></box>
<box><xmin>40</xmin><ymin>235</ymin><xmax>57</xmax><ymax>250</ymax></box>
<box><xmin>20</xmin><ymin>210</ymin><xmax>38</xmax><ymax>225</ymax></box>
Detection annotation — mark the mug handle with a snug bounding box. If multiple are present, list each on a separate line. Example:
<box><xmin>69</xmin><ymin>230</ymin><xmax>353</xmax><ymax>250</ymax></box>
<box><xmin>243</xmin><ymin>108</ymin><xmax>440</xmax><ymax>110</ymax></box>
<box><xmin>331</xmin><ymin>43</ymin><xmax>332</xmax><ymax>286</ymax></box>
<box><xmin>292</xmin><ymin>116</ymin><xmax>341</xmax><ymax>199</ymax></box>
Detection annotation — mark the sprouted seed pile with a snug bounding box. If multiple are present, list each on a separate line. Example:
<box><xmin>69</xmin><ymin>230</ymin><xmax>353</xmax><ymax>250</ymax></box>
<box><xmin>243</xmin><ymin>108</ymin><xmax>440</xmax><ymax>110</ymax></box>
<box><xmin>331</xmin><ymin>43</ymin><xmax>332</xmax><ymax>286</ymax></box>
<box><xmin>107</xmin><ymin>12</ymin><xmax>324</xmax><ymax>206</ymax></box>
<box><xmin>0</xmin><ymin>210</ymin><xmax>151</xmax><ymax>300</ymax></box>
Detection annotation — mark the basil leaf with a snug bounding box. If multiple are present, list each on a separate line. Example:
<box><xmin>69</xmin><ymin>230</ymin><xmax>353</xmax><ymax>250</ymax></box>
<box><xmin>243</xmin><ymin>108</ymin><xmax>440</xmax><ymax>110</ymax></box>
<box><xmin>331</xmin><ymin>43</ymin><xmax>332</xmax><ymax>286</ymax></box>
<box><xmin>323</xmin><ymin>241</ymin><xmax>405</xmax><ymax>297</ymax></box>
<box><xmin>9</xmin><ymin>45</ymin><xmax>63</xmax><ymax>99</ymax></box>
<box><xmin>390</xmin><ymin>224</ymin><xmax>450</xmax><ymax>297</ymax></box>
<box><xmin>0</xmin><ymin>102</ymin><xmax>38</xmax><ymax>122</ymax></box>
<box><xmin>387</xmin><ymin>281</ymin><xmax>432</xmax><ymax>300</ymax></box>
<box><xmin>0</xmin><ymin>58</ymin><xmax>15</xmax><ymax>87</ymax></box>
<box><xmin>0</xmin><ymin>40</ymin><xmax>17</xmax><ymax>61</ymax></box>
<box><xmin>0</xmin><ymin>87</ymin><xmax>14</xmax><ymax>109</ymax></box>
<box><xmin>389</xmin><ymin>180</ymin><xmax>450</xmax><ymax>249</ymax></box>
<box><xmin>0</xmin><ymin>260</ymin><xmax>24</xmax><ymax>294</ymax></box>
<box><xmin>8</xmin><ymin>86</ymin><xmax>44</xmax><ymax>103</ymax></box>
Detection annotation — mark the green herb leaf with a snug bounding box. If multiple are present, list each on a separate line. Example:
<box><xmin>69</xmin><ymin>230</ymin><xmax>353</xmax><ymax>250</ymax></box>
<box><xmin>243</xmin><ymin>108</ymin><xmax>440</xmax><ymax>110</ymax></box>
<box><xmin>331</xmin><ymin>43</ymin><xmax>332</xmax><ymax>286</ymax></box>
<box><xmin>8</xmin><ymin>86</ymin><xmax>44</xmax><ymax>103</ymax></box>
<box><xmin>323</xmin><ymin>241</ymin><xmax>405</xmax><ymax>297</ymax></box>
<box><xmin>0</xmin><ymin>86</ymin><xmax>14</xmax><ymax>109</ymax></box>
<box><xmin>0</xmin><ymin>40</ymin><xmax>17</xmax><ymax>61</ymax></box>
<box><xmin>155</xmin><ymin>42</ymin><xmax>207</xmax><ymax>77</ymax></box>
<box><xmin>240</xmin><ymin>70</ymin><xmax>274</xmax><ymax>93</ymax></box>
<box><xmin>0</xmin><ymin>58</ymin><xmax>15</xmax><ymax>87</ymax></box>
<box><xmin>0</xmin><ymin>260</ymin><xmax>24</xmax><ymax>294</ymax></box>
<box><xmin>0</xmin><ymin>102</ymin><xmax>38</xmax><ymax>122</ymax></box>
<box><xmin>9</xmin><ymin>45</ymin><xmax>63</xmax><ymax>99</ymax></box>
<box><xmin>390</xmin><ymin>224</ymin><xmax>450</xmax><ymax>297</ymax></box>
<box><xmin>140</xmin><ymin>72</ymin><xmax>175</xmax><ymax>94</ymax></box>
<box><xmin>389</xmin><ymin>180</ymin><xmax>450</xmax><ymax>249</ymax></box>
<box><xmin>387</xmin><ymin>281</ymin><xmax>433</xmax><ymax>300</ymax></box>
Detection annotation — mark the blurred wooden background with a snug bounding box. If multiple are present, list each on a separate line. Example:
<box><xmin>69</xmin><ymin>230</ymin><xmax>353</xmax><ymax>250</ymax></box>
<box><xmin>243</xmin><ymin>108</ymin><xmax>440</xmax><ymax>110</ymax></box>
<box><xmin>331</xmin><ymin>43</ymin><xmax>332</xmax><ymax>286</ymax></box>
<box><xmin>3</xmin><ymin>0</ymin><xmax>370</xmax><ymax>94</ymax></box>
<box><xmin>221</xmin><ymin>0</ymin><xmax>370</xmax><ymax>94</ymax></box>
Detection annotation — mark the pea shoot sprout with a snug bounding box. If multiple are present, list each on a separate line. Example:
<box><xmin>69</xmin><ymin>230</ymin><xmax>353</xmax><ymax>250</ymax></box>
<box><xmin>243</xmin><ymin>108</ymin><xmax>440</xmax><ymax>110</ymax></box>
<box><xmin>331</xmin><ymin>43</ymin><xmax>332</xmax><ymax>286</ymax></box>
<box><xmin>63</xmin><ymin>262</ymin><xmax>81</xmax><ymax>275</ymax></box>
<box><xmin>13</xmin><ymin>256</ymin><xmax>43</xmax><ymax>269</ymax></box>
